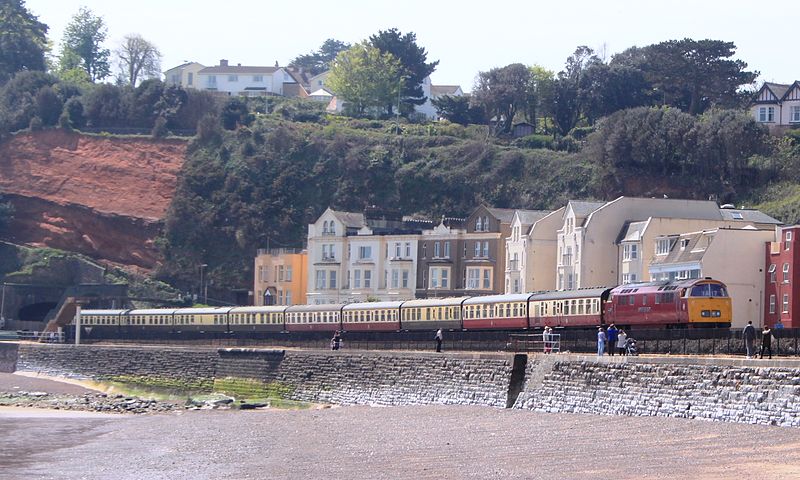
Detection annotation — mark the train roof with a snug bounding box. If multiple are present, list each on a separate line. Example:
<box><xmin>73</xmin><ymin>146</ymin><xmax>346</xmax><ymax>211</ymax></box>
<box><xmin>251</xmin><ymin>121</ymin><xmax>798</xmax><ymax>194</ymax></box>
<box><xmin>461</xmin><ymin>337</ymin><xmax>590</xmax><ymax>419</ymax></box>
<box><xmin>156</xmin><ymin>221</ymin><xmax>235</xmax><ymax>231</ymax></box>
<box><xmin>463</xmin><ymin>293</ymin><xmax>534</xmax><ymax>305</ymax></box>
<box><xmin>609</xmin><ymin>278</ymin><xmax>724</xmax><ymax>294</ymax></box>
<box><xmin>530</xmin><ymin>287</ymin><xmax>611</xmax><ymax>301</ymax></box>
<box><xmin>228</xmin><ymin>306</ymin><xmax>288</xmax><ymax>313</ymax></box>
<box><xmin>81</xmin><ymin>309</ymin><xmax>128</xmax><ymax>315</ymax></box>
<box><xmin>285</xmin><ymin>304</ymin><xmax>345</xmax><ymax>312</ymax></box>
<box><xmin>401</xmin><ymin>297</ymin><xmax>470</xmax><ymax>307</ymax></box>
<box><xmin>174</xmin><ymin>307</ymin><xmax>234</xmax><ymax>315</ymax></box>
<box><xmin>128</xmin><ymin>308</ymin><xmax>179</xmax><ymax>315</ymax></box>
<box><xmin>343</xmin><ymin>301</ymin><xmax>404</xmax><ymax>310</ymax></box>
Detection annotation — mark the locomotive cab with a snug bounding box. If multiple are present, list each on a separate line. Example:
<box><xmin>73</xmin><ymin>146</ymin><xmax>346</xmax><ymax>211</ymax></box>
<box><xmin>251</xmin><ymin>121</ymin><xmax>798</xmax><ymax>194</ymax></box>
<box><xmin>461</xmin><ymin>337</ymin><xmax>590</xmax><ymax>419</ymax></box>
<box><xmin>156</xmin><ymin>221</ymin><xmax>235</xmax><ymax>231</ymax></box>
<box><xmin>683</xmin><ymin>280</ymin><xmax>731</xmax><ymax>328</ymax></box>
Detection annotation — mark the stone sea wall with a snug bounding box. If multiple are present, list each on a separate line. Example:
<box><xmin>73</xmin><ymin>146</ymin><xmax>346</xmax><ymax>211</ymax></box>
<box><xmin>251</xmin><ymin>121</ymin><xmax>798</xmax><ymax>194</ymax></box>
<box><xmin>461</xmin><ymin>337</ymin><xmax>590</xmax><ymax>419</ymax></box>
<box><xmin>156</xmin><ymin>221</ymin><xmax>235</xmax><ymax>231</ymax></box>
<box><xmin>13</xmin><ymin>344</ymin><xmax>800</xmax><ymax>427</ymax></box>
<box><xmin>514</xmin><ymin>356</ymin><xmax>800</xmax><ymax>427</ymax></box>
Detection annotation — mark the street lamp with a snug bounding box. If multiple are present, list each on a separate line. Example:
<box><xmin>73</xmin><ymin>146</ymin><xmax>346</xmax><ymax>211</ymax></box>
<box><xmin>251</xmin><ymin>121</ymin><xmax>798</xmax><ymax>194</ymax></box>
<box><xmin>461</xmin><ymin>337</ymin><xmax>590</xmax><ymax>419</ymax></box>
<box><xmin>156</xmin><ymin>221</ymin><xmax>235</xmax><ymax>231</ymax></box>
<box><xmin>199</xmin><ymin>264</ymin><xmax>208</xmax><ymax>305</ymax></box>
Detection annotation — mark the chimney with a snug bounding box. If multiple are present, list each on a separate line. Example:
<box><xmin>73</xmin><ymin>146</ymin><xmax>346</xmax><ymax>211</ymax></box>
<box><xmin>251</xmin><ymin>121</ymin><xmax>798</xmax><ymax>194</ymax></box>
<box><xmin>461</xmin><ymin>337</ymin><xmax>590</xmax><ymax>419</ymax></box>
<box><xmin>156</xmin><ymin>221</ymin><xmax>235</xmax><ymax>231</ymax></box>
<box><xmin>275</xmin><ymin>61</ymin><xmax>279</xmax><ymax>67</ymax></box>
<box><xmin>219</xmin><ymin>59</ymin><xmax>228</xmax><ymax>67</ymax></box>
<box><xmin>237</xmin><ymin>63</ymin><xmax>241</xmax><ymax>67</ymax></box>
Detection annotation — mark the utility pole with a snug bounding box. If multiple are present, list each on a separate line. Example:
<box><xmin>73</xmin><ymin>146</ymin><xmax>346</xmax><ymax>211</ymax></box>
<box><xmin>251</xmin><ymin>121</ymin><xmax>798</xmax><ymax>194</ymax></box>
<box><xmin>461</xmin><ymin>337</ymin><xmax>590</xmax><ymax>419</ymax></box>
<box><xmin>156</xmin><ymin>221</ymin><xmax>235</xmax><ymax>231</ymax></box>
<box><xmin>0</xmin><ymin>283</ymin><xmax>6</xmax><ymax>328</ymax></box>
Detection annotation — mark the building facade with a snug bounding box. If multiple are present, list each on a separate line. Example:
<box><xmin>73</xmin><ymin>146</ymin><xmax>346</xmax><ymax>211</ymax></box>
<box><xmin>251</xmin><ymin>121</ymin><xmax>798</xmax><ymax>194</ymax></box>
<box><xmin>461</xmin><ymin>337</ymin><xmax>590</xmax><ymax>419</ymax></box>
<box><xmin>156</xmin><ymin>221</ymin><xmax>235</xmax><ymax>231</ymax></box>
<box><xmin>307</xmin><ymin>207</ymin><xmax>429</xmax><ymax>304</ymax></box>
<box><xmin>649</xmin><ymin>228</ymin><xmax>775</xmax><ymax>328</ymax></box>
<box><xmin>751</xmin><ymin>81</ymin><xmax>800</xmax><ymax>130</ymax></box>
<box><xmin>504</xmin><ymin>209</ymin><xmax>554</xmax><ymax>293</ymax></box>
<box><xmin>764</xmin><ymin>226</ymin><xmax>800</xmax><ymax>329</ymax></box>
<box><xmin>253</xmin><ymin>248</ymin><xmax>308</xmax><ymax>306</ymax></box>
<box><xmin>557</xmin><ymin>197</ymin><xmax>782</xmax><ymax>291</ymax></box>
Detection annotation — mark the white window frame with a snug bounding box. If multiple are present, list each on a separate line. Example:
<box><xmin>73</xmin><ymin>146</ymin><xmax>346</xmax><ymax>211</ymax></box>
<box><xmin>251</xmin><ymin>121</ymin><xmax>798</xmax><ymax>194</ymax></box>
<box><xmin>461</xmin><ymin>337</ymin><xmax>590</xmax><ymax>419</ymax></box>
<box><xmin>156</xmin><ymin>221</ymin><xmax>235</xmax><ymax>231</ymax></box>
<box><xmin>792</xmin><ymin>106</ymin><xmax>800</xmax><ymax>123</ymax></box>
<box><xmin>315</xmin><ymin>270</ymin><xmax>326</xmax><ymax>290</ymax></box>
<box><xmin>769</xmin><ymin>263</ymin><xmax>777</xmax><ymax>283</ymax></box>
<box><xmin>364</xmin><ymin>270</ymin><xmax>372</xmax><ymax>288</ymax></box>
<box><xmin>784</xmin><ymin>263</ymin><xmax>790</xmax><ymax>283</ymax></box>
<box><xmin>783</xmin><ymin>293</ymin><xmax>790</xmax><ymax>313</ymax></box>
<box><xmin>444</xmin><ymin>241</ymin><xmax>450</xmax><ymax>258</ymax></box>
<box><xmin>402</xmin><ymin>270</ymin><xmax>409</xmax><ymax>288</ymax></box>
<box><xmin>786</xmin><ymin>231</ymin><xmax>793</xmax><ymax>251</ymax></box>
<box><xmin>656</xmin><ymin>239</ymin><xmax>671</xmax><ymax>256</ymax></box>
<box><xmin>770</xmin><ymin>294</ymin><xmax>776</xmax><ymax>314</ymax></box>
<box><xmin>228</xmin><ymin>74</ymin><xmax>238</xmax><ymax>82</ymax></box>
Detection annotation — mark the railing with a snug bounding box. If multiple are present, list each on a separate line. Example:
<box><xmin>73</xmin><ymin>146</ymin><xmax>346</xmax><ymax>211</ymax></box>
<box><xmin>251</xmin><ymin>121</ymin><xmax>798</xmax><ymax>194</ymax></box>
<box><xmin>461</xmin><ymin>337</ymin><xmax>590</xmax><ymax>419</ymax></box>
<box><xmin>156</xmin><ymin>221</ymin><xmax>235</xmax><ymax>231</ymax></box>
<box><xmin>509</xmin><ymin>334</ymin><xmax>560</xmax><ymax>353</ymax></box>
<box><xmin>0</xmin><ymin>330</ymin><xmax>65</xmax><ymax>343</ymax></box>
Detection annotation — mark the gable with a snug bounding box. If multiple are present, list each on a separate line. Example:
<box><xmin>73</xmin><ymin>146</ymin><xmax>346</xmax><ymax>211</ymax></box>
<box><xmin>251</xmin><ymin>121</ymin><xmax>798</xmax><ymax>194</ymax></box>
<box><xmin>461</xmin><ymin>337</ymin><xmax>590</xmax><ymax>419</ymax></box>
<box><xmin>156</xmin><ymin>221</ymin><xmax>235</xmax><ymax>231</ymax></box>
<box><xmin>785</xmin><ymin>82</ymin><xmax>800</xmax><ymax>101</ymax></box>
<box><xmin>756</xmin><ymin>85</ymin><xmax>779</xmax><ymax>102</ymax></box>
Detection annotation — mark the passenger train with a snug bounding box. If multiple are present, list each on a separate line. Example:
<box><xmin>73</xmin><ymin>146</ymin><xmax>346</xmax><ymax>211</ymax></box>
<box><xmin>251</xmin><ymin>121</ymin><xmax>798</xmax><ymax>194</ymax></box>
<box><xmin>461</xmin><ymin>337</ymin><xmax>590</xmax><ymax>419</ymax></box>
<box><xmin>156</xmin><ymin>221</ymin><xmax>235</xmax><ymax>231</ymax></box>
<box><xmin>77</xmin><ymin>278</ymin><xmax>732</xmax><ymax>335</ymax></box>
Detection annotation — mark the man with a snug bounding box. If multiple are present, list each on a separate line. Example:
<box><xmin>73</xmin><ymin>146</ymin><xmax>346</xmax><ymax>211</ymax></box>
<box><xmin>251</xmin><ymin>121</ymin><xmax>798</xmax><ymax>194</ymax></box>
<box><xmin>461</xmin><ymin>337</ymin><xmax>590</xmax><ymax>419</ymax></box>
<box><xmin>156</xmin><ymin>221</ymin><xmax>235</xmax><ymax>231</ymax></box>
<box><xmin>743</xmin><ymin>321</ymin><xmax>756</xmax><ymax>359</ymax></box>
<box><xmin>606</xmin><ymin>324</ymin><xmax>618</xmax><ymax>357</ymax></box>
<box><xmin>435</xmin><ymin>329</ymin><xmax>443</xmax><ymax>353</ymax></box>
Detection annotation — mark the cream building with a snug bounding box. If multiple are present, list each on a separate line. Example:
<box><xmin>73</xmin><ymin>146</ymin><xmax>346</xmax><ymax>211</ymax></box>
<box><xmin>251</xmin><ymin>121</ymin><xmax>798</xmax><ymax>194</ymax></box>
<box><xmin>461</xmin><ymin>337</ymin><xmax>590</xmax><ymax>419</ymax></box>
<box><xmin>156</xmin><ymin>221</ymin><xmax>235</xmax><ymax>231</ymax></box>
<box><xmin>557</xmin><ymin>197</ymin><xmax>782</xmax><ymax>291</ymax></box>
<box><xmin>307</xmin><ymin>207</ymin><xmax>428</xmax><ymax>304</ymax></box>
<box><xmin>649</xmin><ymin>228</ymin><xmax>776</xmax><ymax>327</ymax></box>
<box><xmin>504</xmin><ymin>209</ymin><xmax>556</xmax><ymax>293</ymax></box>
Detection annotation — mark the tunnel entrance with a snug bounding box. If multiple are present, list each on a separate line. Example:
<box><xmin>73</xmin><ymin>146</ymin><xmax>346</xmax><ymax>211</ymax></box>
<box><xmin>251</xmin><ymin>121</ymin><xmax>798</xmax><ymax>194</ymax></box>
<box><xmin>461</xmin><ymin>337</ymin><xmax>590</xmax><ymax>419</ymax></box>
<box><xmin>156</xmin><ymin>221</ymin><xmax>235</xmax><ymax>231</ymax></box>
<box><xmin>17</xmin><ymin>302</ymin><xmax>57</xmax><ymax>322</ymax></box>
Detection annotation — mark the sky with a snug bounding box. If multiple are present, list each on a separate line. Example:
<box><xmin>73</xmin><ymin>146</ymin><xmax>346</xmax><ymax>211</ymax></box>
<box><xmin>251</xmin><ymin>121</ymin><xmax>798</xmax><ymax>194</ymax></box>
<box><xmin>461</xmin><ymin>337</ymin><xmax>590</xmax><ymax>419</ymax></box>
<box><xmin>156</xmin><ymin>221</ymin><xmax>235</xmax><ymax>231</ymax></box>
<box><xmin>24</xmin><ymin>0</ymin><xmax>797</xmax><ymax>92</ymax></box>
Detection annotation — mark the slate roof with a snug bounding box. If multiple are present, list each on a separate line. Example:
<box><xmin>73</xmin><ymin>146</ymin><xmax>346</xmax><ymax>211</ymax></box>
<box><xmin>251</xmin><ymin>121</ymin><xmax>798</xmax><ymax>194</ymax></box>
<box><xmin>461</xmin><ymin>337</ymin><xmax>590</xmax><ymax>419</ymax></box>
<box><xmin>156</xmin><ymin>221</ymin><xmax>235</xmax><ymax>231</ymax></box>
<box><xmin>330</xmin><ymin>210</ymin><xmax>364</xmax><ymax>228</ymax></box>
<box><xmin>569</xmin><ymin>201</ymin><xmax>605</xmax><ymax>218</ymax></box>
<box><xmin>431</xmin><ymin>85</ymin><xmax>461</xmax><ymax>96</ymax></box>
<box><xmin>515</xmin><ymin>210</ymin><xmax>552</xmax><ymax>228</ymax></box>
<box><xmin>650</xmin><ymin>232</ymin><xmax>708</xmax><ymax>266</ymax></box>
<box><xmin>198</xmin><ymin>65</ymin><xmax>281</xmax><ymax>75</ymax></box>
<box><xmin>486</xmin><ymin>207</ymin><xmax>518</xmax><ymax>224</ymax></box>
<box><xmin>616</xmin><ymin>220</ymin><xmax>649</xmax><ymax>244</ymax></box>
<box><xmin>719</xmin><ymin>208</ymin><xmax>782</xmax><ymax>225</ymax></box>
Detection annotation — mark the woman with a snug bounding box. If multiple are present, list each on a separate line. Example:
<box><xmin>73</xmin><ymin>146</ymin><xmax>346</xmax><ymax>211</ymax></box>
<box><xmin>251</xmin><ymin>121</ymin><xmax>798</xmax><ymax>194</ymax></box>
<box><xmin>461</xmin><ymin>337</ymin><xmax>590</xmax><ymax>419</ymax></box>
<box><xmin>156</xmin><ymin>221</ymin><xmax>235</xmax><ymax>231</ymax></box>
<box><xmin>597</xmin><ymin>327</ymin><xmax>606</xmax><ymax>356</ymax></box>
<box><xmin>617</xmin><ymin>329</ymin><xmax>628</xmax><ymax>356</ymax></box>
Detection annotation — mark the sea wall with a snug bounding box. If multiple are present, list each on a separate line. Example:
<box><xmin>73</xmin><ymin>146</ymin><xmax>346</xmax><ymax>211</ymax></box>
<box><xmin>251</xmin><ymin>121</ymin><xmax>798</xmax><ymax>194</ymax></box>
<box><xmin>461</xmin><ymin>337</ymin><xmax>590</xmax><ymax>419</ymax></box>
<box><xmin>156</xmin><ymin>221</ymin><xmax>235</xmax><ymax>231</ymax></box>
<box><xmin>13</xmin><ymin>344</ymin><xmax>800</xmax><ymax>427</ymax></box>
<box><xmin>514</xmin><ymin>356</ymin><xmax>800</xmax><ymax>427</ymax></box>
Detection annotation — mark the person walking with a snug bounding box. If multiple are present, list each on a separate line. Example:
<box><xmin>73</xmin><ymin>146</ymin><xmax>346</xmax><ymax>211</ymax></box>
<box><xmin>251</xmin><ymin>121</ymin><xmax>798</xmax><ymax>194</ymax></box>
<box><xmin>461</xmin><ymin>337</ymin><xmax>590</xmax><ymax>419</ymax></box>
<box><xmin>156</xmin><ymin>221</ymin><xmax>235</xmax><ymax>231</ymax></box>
<box><xmin>606</xmin><ymin>324</ymin><xmax>618</xmax><ymax>356</ymax></box>
<box><xmin>743</xmin><ymin>321</ymin><xmax>756</xmax><ymax>359</ymax></box>
<box><xmin>597</xmin><ymin>327</ymin><xmax>607</xmax><ymax>356</ymax></box>
<box><xmin>617</xmin><ymin>329</ymin><xmax>628</xmax><ymax>356</ymax></box>
<box><xmin>435</xmin><ymin>329</ymin><xmax>443</xmax><ymax>353</ymax></box>
<box><xmin>760</xmin><ymin>325</ymin><xmax>773</xmax><ymax>359</ymax></box>
<box><xmin>330</xmin><ymin>331</ymin><xmax>341</xmax><ymax>351</ymax></box>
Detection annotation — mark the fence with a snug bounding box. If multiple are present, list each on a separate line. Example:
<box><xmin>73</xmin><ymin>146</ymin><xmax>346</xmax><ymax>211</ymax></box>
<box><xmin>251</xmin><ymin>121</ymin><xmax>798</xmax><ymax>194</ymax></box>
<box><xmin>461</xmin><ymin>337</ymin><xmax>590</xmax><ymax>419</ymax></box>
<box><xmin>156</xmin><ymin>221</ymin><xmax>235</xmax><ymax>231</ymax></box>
<box><xmin>509</xmin><ymin>334</ymin><xmax>561</xmax><ymax>353</ymax></box>
<box><xmin>53</xmin><ymin>327</ymin><xmax>800</xmax><ymax>356</ymax></box>
<box><xmin>0</xmin><ymin>330</ymin><xmax>65</xmax><ymax>343</ymax></box>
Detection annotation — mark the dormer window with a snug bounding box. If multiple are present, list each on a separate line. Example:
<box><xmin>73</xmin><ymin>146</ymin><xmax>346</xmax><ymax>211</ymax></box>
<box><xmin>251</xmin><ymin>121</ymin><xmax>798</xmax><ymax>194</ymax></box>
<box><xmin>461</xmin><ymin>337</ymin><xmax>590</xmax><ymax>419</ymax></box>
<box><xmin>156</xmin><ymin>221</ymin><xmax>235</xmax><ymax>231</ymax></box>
<box><xmin>656</xmin><ymin>238</ymin><xmax>671</xmax><ymax>255</ymax></box>
<box><xmin>680</xmin><ymin>239</ymin><xmax>690</xmax><ymax>250</ymax></box>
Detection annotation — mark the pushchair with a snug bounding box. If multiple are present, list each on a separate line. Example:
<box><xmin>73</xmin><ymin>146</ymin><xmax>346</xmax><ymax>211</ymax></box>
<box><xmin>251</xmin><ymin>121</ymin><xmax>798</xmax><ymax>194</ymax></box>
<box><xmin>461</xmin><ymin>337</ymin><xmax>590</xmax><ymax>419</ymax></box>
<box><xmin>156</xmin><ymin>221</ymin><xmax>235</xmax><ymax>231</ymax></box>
<box><xmin>625</xmin><ymin>338</ymin><xmax>638</xmax><ymax>356</ymax></box>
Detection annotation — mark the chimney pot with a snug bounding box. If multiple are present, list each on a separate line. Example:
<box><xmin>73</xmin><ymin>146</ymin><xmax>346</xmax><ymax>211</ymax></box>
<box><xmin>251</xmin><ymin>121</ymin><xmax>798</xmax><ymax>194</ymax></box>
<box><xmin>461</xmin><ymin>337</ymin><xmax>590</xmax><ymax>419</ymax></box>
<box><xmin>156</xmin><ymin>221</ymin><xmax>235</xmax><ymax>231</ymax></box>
<box><xmin>220</xmin><ymin>59</ymin><xmax>228</xmax><ymax>67</ymax></box>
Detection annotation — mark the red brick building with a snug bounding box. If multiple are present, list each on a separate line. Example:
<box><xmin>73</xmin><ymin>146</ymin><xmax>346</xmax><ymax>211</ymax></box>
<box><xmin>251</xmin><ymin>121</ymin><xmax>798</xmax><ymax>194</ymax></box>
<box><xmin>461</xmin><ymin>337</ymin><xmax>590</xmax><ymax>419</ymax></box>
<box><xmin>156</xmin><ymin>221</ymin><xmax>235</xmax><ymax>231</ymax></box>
<box><xmin>764</xmin><ymin>226</ymin><xmax>800</xmax><ymax>328</ymax></box>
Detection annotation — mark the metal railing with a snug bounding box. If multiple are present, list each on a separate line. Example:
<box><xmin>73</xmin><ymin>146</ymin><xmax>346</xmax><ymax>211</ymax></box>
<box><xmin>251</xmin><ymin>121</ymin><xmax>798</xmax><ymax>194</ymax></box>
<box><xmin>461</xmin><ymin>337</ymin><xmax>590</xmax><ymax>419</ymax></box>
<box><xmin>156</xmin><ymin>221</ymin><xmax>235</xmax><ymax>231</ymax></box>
<box><xmin>509</xmin><ymin>334</ymin><xmax>561</xmax><ymax>353</ymax></box>
<box><xmin>0</xmin><ymin>330</ymin><xmax>65</xmax><ymax>343</ymax></box>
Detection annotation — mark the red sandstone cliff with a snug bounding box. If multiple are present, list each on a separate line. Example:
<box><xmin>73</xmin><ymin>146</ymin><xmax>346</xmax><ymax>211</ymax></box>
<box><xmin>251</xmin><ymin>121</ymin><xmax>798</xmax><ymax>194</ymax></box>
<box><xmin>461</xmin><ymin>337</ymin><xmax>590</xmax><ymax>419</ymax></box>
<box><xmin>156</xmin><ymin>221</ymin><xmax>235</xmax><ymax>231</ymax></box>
<box><xmin>0</xmin><ymin>131</ymin><xmax>187</xmax><ymax>269</ymax></box>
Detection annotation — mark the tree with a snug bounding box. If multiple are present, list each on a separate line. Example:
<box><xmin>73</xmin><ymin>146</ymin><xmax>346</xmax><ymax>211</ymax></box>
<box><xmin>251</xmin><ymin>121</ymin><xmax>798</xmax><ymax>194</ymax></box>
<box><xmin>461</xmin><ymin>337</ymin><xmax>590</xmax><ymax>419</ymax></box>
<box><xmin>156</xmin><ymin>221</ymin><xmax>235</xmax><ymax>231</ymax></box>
<box><xmin>527</xmin><ymin>65</ymin><xmax>555</xmax><ymax>132</ymax></box>
<box><xmin>431</xmin><ymin>94</ymin><xmax>485</xmax><ymax>125</ymax></box>
<box><xmin>116</xmin><ymin>34</ymin><xmax>162</xmax><ymax>86</ymax></box>
<box><xmin>0</xmin><ymin>70</ymin><xmax>56</xmax><ymax>133</ymax></box>
<box><xmin>552</xmin><ymin>46</ymin><xmax>599</xmax><ymax>136</ymax></box>
<box><xmin>59</xmin><ymin>7</ymin><xmax>111</xmax><ymax>82</ymax></box>
<box><xmin>474</xmin><ymin>63</ymin><xmax>532</xmax><ymax>135</ymax></box>
<box><xmin>369</xmin><ymin>28</ymin><xmax>438</xmax><ymax>115</ymax></box>
<box><xmin>35</xmin><ymin>85</ymin><xmax>61</xmax><ymax>126</ymax></box>
<box><xmin>579</xmin><ymin>63</ymin><xmax>652</xmax><ymax>124</ymax></box>
<box><xmin>289</xmin><ymin>38</ymin><xmax>350</xmax><ymax>76</ymax></box>
<box><xmin>0</xmin><ymin>0</ymin><xmax>48</xmax><ymax>83</ymax></box>
<box><xmin>0</xmin><ymin>192</ymin><xmax>13</xmax><ymax>234</ymax></box>
<box><xmin>326</xmin><ymin>42</ymin><xmax>402</xmax><ymax>117</ymax></box>
<box><xmin>612</xmin><ymin>39</ymin><xmax>757</xmax><ymax>114</ymax></box>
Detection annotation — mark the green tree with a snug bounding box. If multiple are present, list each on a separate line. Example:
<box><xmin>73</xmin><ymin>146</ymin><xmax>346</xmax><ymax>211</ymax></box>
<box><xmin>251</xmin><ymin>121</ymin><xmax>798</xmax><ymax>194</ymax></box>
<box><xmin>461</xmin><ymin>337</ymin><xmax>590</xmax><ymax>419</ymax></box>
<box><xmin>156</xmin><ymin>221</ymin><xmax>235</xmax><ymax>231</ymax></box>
<box><xmin>115</xmin><ymin>33</ymin><xmax>162</xmax><ymax>87</ymax></box>
<box><xmin>289</xmin><ymin>38</ymin><xmax>350</xmax><ymax>76</ymax></box>
<box><xmin>579</xmin><ymin>63</ymin><xmax>652</xmax><ymax>124</ymax></box>
<box><xmin>0</xmin><ymin>192</ymin><xmax>13</xmax><ymax>234</ymax></box>
<box><xmin>612</xmin><ymin>39</ymin><xmax>757</xmax><ymax>114</ymax></box>
<box><xmin>474</xmin><ymin>63</ymin><xmax>532</xmax><ymax>135</ymax></box>
<box><xmin>553</xmin><ymin>46</ymin><xmax>598</xmax><ymax>136</ymax></box>
<box><xmin>0</xmin><ymin>0</ymin><xmax>48</xmax><ymax>83</ymax></box>
<box><xmin>527</xmin><ymin>65</ymin><xmax>555</xmax><ymax>132</ymax></box>
<box><xmin>431</xmin><ymin>94</ymin><xmax>484</xmax><ymax>125</ymax></box>
<box><xmin>59</xmin><ymin>7</ymin><xmax>111</xmax><ymax>82</ymax></box>
<box><xmin>326</xmin><ymin>42</ymin><xmax>402</xmax><ymax>117</ymax></box>
<box><xmin>0</xmin><ymin>70</ymin><xmax>56</xmax><ymax>132</ymax></box>
<box><xmin>35</xmin><ymin>85</ymin><xmax>62</xmax><ymax>126</ymax></box>
<box><xmin>369</xmin><ymin>28</ymin><xmax>438</xmax><ymax>115</ymax></box>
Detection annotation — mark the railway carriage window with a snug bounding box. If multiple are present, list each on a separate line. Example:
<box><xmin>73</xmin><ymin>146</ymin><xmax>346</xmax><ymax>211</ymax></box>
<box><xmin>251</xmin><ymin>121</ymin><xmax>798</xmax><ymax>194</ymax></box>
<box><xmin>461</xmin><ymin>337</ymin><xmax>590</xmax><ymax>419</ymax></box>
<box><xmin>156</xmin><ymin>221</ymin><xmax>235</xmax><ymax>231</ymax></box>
<box><xmin>642</xmin><ymin>295</ymin><xmax>648</xmax><ymax>305</ymax></box>
<box><xmin>630</xmin><ymin>296</ymin><xmax>636</xmax><ymax>306</ymax></box>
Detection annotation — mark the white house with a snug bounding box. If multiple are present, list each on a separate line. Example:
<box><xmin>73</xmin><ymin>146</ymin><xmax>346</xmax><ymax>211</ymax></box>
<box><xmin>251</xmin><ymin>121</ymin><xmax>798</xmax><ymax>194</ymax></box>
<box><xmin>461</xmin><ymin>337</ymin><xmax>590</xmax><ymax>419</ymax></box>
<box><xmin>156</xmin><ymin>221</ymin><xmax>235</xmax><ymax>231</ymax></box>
<box><xmin>504</xmin><ymin>209</ymin><xmax>553</xmax><ymax>293</ymax></box>
<box><xmin>163</xmin><ymin>62</ymin><xmax>205</xmax><ymax>89</ymax></box>
<box><xmin>751</xmin><ymin>81</ymin><xmax>800</xmax><ymax>130</ymax></box>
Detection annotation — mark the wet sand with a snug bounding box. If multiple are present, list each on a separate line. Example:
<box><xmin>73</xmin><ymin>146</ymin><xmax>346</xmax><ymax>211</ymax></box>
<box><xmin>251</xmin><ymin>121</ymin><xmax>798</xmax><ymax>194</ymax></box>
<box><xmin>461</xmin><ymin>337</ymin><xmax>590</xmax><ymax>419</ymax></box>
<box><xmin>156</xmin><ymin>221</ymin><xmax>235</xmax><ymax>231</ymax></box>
<box><xmin>2</xmin><ymin>405</ymin><xmax>800</xmax><ymax>480</ymax></box>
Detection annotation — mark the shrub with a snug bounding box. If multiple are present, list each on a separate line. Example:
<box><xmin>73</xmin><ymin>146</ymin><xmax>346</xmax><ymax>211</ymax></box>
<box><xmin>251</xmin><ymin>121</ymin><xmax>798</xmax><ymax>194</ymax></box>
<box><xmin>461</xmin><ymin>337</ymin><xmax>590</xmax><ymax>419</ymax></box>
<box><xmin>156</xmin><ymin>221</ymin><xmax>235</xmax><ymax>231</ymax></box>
<box><xmin>513</xmin><ymin>134</ymin><xmax>554</xmax><ymax>149</ymax></box>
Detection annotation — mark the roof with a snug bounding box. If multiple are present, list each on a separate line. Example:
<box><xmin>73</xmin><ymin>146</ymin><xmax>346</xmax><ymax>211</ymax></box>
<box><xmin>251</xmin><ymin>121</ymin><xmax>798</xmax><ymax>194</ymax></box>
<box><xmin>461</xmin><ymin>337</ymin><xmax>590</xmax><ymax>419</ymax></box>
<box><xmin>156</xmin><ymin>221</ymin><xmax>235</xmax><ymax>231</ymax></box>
<box><xmin>764</xmin><ymin>82</ymin><xmax>793</xmax><ymax>100</ymax></box>
<box><xmin>463</xmin><ymin>293</ymin><xmax>535</xmax><ymax>305</ymax></box>
<box><xmin>164</xmin><ymin>61</ymin><xmax>201</xmax><ymax>72</ymax></box>
<box><xmin>309</xmin><ymin>88</ymin><xmax>333</xmax><ymax>97</ymax></box>
<box><xmin>430</xmin><ymin>85</ymin><xmax>461</xmax><ymax>96</ymax></box>
<box><xmin>719</xmin><ymin>208</ymin><xmax>782</xmax><ymax>225</ymax></box>
<box><xmin>531</xmin><ymin>287</ymin><xmax>612</xmax><ymax>301</ymax></box>
<box><xmin>515</xmin><ymin>209</ymin><xmax>552</xmax><ymax>228</ymax></box>
<box><xmin>650</xmin><ymin>231</ymin><xmax>708</xmax><ymax>266</ymax></box>
<box><xmin>486</xmin><ymin>207</ymin><xmax>517</xmax><ymax>224</ymax></box>
<box><xmin>128</xmin><ymin>308</ymin><xmax>179</xmax><ymax>315</ymax></box>
<box><xmin>82</xmin><ymin>310</ymin><xmax>128</xmax><ymax>315</ymax></box>
<box><xmin>174</xmin><ymin>307</ymin><xmax>234</xmax><ymax>315</ymax></box>
<box><xmin>401</xmin><ymin>297</ymin><xmax>470</xmax><ymax>307</ymax></box>
<box><xmin>198</xmin><ymin>65</ymin><xmax>281</xmax><ymax>75</ymax></box>
<box><xmin>286</xmin><ymin>304</ymin><xmax>345</xmax><ymax>312</ymax></box>
<box><xmin>617</xmin><ymin>220</ymin><xmax>649</xmax><ymax>244</ymax></box>
<box><xmin>569</xmin><ymin>200</ymin><xmax>605</xmax><ymax>218</ymax></box>
<box><xmin>343</xmin><ymin>301</ymin><xmax>404</xmax><ymax>310</ymax></box>
<box><xmin>330</xmin><ymin>209</ymin><xmax>365</xmax><ymax>228</ymax></box>
<box><xmin>228</xmin><ymin>306</ymin><xmax>288</xmax><ymax>313</ymax></box>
